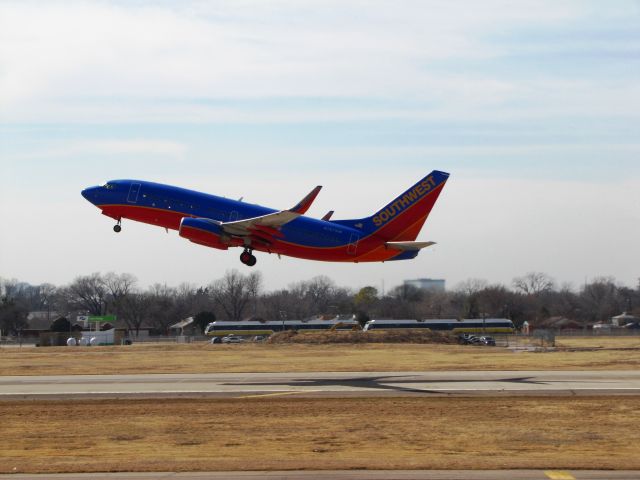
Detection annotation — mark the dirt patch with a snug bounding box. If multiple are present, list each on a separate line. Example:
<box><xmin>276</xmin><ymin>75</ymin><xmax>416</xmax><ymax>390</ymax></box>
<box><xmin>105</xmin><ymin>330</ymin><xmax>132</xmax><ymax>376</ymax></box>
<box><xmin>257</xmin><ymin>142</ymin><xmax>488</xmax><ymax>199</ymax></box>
<box><xmin>1</xmin><ymin>396</ymin><xmax>639</xmax><ymax>473</ymax></box>
<box><xmin>268</xmin><ymin>329</ymin><xmax>458</xmax><ymax>344</ymax></box>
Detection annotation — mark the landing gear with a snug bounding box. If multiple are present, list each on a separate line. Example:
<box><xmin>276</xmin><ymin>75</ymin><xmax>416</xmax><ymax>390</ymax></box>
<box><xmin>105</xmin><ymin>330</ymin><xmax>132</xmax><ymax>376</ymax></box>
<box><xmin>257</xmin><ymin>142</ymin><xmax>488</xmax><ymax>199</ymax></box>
<box><xmin>113</xmin><ymin>219</ymin><xmax>122</xmax><ymax>233</ymax></box>
<box><xmin>240</xmin><ymin>248</ymin><xmax>257</xmax><ymax>267</ymax></box>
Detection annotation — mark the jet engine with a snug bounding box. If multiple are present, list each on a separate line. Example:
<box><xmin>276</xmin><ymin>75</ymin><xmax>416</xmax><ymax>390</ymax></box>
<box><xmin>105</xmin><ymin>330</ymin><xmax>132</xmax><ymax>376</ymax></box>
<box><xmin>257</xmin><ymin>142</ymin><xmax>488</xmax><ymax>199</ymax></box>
<box><xmin>179</xmin><ymin>217</ymin><xmax>231</xmax><ymax>250</ymax></box>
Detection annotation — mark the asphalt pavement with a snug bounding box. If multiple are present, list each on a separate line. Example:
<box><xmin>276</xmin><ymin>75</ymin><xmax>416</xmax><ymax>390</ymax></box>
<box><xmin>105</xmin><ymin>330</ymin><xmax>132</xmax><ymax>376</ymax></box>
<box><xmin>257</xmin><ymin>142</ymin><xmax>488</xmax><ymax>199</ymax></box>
<box><xmin>1</xmin><ymin>370</ymin><xmax>640</xmax><ymax>399</ymax></box>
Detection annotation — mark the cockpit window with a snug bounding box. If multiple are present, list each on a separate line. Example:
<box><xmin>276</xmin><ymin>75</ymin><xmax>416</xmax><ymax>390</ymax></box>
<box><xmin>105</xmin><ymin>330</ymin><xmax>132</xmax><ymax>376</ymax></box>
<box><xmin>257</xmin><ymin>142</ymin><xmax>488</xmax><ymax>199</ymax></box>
<box><xmin>102</xmin><ymin>183</ymin><xmax>115</xmax><ymax>190</ymax></box>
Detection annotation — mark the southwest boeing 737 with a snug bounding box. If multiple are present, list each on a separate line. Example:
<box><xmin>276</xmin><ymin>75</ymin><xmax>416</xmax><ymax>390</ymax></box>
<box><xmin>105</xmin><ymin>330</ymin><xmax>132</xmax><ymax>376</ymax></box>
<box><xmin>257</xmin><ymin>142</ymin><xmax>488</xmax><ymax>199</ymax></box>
<box><xmin>81</xmin><ymin>170</ymin><xmax>449</xmax><ymax>266</ymax></box>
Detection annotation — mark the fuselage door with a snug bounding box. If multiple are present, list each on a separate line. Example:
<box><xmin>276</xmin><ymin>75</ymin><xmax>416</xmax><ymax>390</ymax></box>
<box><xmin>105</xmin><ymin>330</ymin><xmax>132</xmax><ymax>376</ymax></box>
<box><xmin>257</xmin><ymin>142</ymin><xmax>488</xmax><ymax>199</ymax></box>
<box><xmin>127</xmin><ymin>182</ymin><xmax>141</xmax><ymax>204</ymax></box>
<box><xmin>229</xmin><ymin>210</ymin><xmax>239</xmax><ymax>222</ymax></box>
<box><xmin>347</xmin><ymin>233</ymin><xmax>359</xmax><ymax>255</ymax></box>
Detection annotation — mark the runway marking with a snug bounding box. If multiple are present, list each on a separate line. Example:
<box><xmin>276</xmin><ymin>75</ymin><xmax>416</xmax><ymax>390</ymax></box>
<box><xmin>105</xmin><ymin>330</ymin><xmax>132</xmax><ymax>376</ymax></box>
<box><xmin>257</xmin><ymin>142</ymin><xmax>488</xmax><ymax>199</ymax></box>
<box><xmin>544</xmin><ymin>471</ymin><xmax>576</xmax><ymax>480</ymax></box>
<box><xmin>239</xmin><ymin>391</ymin><xmax>317</xmax><ymax>399</ymax></box>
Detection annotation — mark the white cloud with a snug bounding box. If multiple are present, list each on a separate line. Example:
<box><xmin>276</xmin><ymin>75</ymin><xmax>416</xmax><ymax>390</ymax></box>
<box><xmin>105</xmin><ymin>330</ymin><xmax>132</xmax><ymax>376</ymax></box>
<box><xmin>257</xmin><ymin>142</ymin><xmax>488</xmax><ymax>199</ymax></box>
<box><xmin>6</xmin><ymin>139</ymin><xmax>187</xmax><ymax>162</ymax></box>
<box><xmin>1</xmin><ymin>0</ymin><xmax>621</xmax><ymax>123</ymax></box>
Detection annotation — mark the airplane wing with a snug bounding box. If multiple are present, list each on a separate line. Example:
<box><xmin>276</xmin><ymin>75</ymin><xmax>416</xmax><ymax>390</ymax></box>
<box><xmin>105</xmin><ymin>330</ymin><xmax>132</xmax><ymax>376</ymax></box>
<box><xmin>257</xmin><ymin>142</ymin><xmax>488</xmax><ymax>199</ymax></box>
<box><xmin>385</xmin><ymin>241</ymin><xmax>436</xmax><ymax>251</ymax></box>
<box><xmin>221</xmin><ymin>186</ymin><xmax>322</xmax><ymax>237</ymax></box>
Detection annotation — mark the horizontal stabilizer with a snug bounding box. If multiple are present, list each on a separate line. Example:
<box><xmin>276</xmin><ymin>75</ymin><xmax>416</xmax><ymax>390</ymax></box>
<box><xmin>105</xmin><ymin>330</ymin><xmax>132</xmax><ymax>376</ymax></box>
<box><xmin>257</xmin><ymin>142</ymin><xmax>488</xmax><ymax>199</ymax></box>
<box><xmin>385</xmin><ymin>241</ymin><xmax>436</xmax><ymax>251</ymax></box>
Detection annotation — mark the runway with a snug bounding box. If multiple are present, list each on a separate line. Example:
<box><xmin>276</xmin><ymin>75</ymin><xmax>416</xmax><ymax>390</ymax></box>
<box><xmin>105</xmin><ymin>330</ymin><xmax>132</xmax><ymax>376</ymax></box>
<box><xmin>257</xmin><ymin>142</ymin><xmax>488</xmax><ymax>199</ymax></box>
<box><xmin>1</xmin><ymin>370</ymin><xmax>640</xmax><ymax>399</ymax></box>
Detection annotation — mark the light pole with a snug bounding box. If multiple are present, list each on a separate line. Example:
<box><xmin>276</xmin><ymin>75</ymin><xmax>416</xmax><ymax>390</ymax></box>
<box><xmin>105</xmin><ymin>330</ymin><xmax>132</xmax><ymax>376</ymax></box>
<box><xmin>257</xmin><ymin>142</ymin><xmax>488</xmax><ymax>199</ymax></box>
<box><xmin>279</xmin><ymin>310</ymin><xmax>287</xmax><ymax>332</ymax></box>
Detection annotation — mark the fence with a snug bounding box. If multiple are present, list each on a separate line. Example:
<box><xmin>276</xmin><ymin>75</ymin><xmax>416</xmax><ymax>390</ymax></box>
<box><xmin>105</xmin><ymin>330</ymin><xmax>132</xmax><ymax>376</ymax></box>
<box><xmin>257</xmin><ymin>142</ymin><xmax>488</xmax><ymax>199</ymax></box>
<box><xmin>129</xmin><ymin>335</ymin><xmax>209</xmax><ymax>343</ymax></box>
<box><xmin>549</xmin><ymin>329</ymin><xmax>640</xmax><ymax>337</ymax></box>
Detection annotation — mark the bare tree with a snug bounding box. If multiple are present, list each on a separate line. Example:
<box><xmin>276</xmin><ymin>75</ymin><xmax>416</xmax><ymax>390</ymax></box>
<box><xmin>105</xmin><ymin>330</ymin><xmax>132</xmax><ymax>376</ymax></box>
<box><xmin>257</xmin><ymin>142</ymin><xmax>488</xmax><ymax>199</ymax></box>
<box><xmin>145</xmin><ymin>283</ymin><xmax>177</xmax><ymax>333</ymax></box>
<box><xmin>38</xmin><ymin>283</ymin><xmax>58</xmax><ymax>311</ymax></box>
<box><xmin>102</xmin><ymin>272</ymin><xmax>137</xmax><ymax>321</ymax></box>
<box><xmin>210</xmin><ymin>270</ymin><xmax>262</xmax><ymax>321</ymax></box>
<box><xmin>303</xmin><ymin>276</ymin><xmax>337</xmax><ymax>314</ymax></box>
<box><xmin>475</xmin><ymin>285</ymin><xmax>512</xmax><ymax>316</ymax></box>
<box><xmin>579</xmin><ymin>277</ymin><xmax>621</xmax><ymax>323</ymax></box>
<box><xmin>119</xmin><ymin>292</ymin><xmax>152</xmax><ymax>337</ymax></box>
<box><xmin>103</xmin><ymin>272</ymin><xmax>136</xmax><ymax>300</ymax></box>
<box><xmin>66</xmin><ymin>273</ymin><xmax>108</xmax><ymax>315</ymax></box>
<box><xmin>417</xmin><ymin>290</ymin><xmax>455</xmax><ymax>318</ymax></box>
<box><xmin>455</xmin><ymin>278</ymin><xmax>489</xmax><ymax>296</ymax></box>
<box><xmin>174</xmin><ymin>282</ymin><xmax>211</xmax><ymax>317</ymax></box>
<box><xmin>0</xmin><ymin>295</ymin><xmax>28</xmax><ymax>335</ymax></box>
<box><xmin>390</xmin><ymin>283</ymin><xmax>423</xmax><ymax>302</ymax></box>
<box><xmin>513</xmin><ymin>272</ymin><xmax>555</xmax><ymax>295</ymax></box>
<box><xmin>283</xmin><ymin>282</ymin><xmax>314</xmax><ymax>319</ymax></box>
<box><xmin>260</xmin><ymin>288</ymin><xmax>307</xmax><ymax>321</ymax></box>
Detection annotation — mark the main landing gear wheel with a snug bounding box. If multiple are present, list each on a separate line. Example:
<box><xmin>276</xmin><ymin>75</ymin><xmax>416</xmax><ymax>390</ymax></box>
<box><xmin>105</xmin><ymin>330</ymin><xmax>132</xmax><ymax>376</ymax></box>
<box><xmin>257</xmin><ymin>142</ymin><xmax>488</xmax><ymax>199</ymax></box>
<box><xmin>240</xmin><ymin>249</ymin><xmax>257</xmax><ymax>267</ymax></box>
<box><xmin>113</xmin><ymin>219</ymin><xmax>122</xmax><ymax>233</ymax></box>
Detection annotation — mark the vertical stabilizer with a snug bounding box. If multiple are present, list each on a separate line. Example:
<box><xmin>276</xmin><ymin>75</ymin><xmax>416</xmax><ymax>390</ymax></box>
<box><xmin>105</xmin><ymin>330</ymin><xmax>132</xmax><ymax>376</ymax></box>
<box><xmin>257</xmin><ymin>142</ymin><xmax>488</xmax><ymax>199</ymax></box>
<box><xmin>332</xmin><ymin>170</ymin><xmax>449</xmax><ymax>241</ymax></box>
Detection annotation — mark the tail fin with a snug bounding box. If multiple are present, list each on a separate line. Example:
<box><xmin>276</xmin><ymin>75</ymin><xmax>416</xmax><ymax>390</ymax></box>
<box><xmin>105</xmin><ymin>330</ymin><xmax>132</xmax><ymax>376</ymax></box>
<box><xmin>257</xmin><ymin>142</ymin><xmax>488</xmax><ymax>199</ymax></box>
<box><xmin>333</xmin><ymin>170</ymin><xmax>449</xmax><ymax>241</ymax></box>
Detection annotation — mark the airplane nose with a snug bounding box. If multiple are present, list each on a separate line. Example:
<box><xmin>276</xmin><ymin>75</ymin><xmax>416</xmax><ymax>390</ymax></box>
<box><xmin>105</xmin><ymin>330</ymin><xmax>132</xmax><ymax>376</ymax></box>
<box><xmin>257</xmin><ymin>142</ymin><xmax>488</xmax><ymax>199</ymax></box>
<box><xmin>81</xmin><ymin>186</ymin><xmax>100</xmax><ymax>203</ymax></box>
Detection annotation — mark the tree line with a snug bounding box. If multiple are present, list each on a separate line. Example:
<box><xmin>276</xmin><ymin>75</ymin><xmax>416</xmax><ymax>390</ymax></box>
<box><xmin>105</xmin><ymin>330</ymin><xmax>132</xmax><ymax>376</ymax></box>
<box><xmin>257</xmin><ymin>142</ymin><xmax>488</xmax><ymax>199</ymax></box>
<box><xmin>1</xmin><ymin>271</ymin><xmax>638</xmax><ymax>335</ymax></box>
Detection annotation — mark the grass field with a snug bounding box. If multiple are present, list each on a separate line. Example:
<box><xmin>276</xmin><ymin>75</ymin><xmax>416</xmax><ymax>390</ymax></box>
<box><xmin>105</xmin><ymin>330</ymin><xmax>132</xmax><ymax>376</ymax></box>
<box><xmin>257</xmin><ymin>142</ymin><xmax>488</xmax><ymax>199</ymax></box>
<box><xmin>2</xmin><ymin>336</ymin><xmax>639</xmax><ymax>474</ymax></box>
<box><xmin>555</xmin><ymin>336</ymin><xmax>640</xmax><ymax>349</ymax></box>
<box><xmin>1</xmin><ymin>336</ymin><xmax>640</xmax><ymax>376</ymax></box>
<box><xmin>2</xmin><ymin>396</ymin><xmax>639</xmax><ymax>473</ymax></box>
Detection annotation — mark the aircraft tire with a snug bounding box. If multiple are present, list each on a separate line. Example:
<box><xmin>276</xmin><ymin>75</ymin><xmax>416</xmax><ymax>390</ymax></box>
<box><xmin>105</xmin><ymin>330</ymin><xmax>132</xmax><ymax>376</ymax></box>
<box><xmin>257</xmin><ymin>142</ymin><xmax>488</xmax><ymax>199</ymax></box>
<box><xmin>113</xmin><ymin>224</ymin><xmax>122</xmax><ymax>233</ymax></box>
<box><xmin>240</xmin><ymin>251</ymin><xmax>251</xmax><ymax>264</ymax></box>
<box><xmin>247</xmin><ymin>255</ymin><xmax>257</xmax><ymax>267</ymax></box>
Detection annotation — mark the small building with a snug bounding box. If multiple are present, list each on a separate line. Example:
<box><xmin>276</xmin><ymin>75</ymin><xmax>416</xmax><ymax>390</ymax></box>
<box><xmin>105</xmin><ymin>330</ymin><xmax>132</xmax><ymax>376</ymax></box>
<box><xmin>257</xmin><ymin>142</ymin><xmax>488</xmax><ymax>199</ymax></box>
<box><xmin>24</xmin><ymin>311</ymin><xmax>59</xmax><ymax>337</ymax></box>
<box><xmin>404</xmin><ymin>278</ymin><xmax>446</xmax><ymax>292</ymax></box>
<box><xmin>611</xmin><ymin>312</ymin><xmax>639</xmax><ymax>327</ymax></box>
<box><xmin>110</xmin><ymin>317</ymin><xmax>154</xmax><ymax>339</ymax></box>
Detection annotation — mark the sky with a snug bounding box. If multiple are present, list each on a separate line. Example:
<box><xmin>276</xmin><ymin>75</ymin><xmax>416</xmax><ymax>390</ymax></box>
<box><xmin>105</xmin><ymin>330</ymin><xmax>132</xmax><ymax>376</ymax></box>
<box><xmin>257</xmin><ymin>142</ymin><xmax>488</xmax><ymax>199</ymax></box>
<box><xmin>1</xmin><ymin>0</ymin><xmax>639</xmax><ymax>293</ymax></box>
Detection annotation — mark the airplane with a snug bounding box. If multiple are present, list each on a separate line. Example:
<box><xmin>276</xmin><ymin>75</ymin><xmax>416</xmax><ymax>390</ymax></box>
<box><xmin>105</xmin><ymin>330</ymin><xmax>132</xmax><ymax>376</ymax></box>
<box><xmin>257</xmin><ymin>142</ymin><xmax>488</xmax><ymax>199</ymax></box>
<box><xmin>81</xmin><ymin>170</ymin><xmax>449</xmax><ymax>266</ymax></box>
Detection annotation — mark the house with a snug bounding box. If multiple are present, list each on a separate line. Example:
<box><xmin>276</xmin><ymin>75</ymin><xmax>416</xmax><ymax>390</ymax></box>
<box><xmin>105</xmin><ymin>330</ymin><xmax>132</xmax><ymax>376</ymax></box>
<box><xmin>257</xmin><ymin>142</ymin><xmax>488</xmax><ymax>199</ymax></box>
<box><xmin>611</xmin><ymin>312</ymin><xmax>639</xmax><ymax>327</ymax></box>
<box><xmin>23</xmin><ymin>311</ymin><xmax>59</xmax><ymax>337</ymax></box>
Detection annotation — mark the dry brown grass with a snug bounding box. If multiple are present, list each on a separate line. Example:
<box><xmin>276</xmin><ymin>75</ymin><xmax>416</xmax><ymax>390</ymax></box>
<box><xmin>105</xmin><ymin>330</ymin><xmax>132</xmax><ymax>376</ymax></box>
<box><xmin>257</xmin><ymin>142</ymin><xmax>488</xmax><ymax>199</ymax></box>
<box><xmin>1</xmin><ymin>396</ymin><xmax>639</xmax><ymax>473</ymax></box>
<box><xmin>555</xmin><ymin>336</ymin><xmax>640</xmax><ymax>349</ymax></box>
<box><xmin>2</xmin><ymin>337</ymin><xmax>640</xmax><ymax>376</ymax></box>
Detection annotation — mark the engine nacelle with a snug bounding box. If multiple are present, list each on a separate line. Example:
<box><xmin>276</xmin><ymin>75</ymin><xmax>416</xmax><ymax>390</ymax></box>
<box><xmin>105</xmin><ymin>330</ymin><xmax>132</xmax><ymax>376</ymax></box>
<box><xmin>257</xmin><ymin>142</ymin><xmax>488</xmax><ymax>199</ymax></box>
<box><xmin>179</xmin><ymin>217</ymin><xmax>230</xmax><ymax>250</ymax></box>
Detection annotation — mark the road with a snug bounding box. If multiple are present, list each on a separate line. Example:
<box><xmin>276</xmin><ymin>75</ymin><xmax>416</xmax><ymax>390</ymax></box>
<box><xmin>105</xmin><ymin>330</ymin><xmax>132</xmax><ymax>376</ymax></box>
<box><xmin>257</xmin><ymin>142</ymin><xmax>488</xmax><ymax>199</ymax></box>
<box><xmin>1</xmin><ymin>470</ymin><xmax>639</xmax><ymax>479</ymax></box>
<box><xmin>1</xmin><ymin>370</ymin><xmax>640</xmax><ymax>399</ymax></box>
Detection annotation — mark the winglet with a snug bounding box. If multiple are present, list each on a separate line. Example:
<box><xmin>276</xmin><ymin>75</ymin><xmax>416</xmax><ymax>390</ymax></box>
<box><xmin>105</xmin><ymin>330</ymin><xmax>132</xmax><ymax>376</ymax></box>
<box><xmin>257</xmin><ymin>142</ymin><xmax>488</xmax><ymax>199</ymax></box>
<box><xmin>291</xmin><ymin>186</ymin><xmax>322</xmax><ymax>214</ymax></box>
<box><xmin>322</xmin><ymin>210</ymin><xmax>334</xmax><ymax>221</ymax></box>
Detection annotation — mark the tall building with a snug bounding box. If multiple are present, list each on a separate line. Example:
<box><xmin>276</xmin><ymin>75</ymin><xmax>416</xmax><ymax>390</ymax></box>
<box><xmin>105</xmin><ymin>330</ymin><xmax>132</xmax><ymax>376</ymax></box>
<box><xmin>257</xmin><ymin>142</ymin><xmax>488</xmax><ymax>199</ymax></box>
<box><xmin>403</xmin><ymin>278</ymin><xmax>445</xmax><ymax>292</ymax></box>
